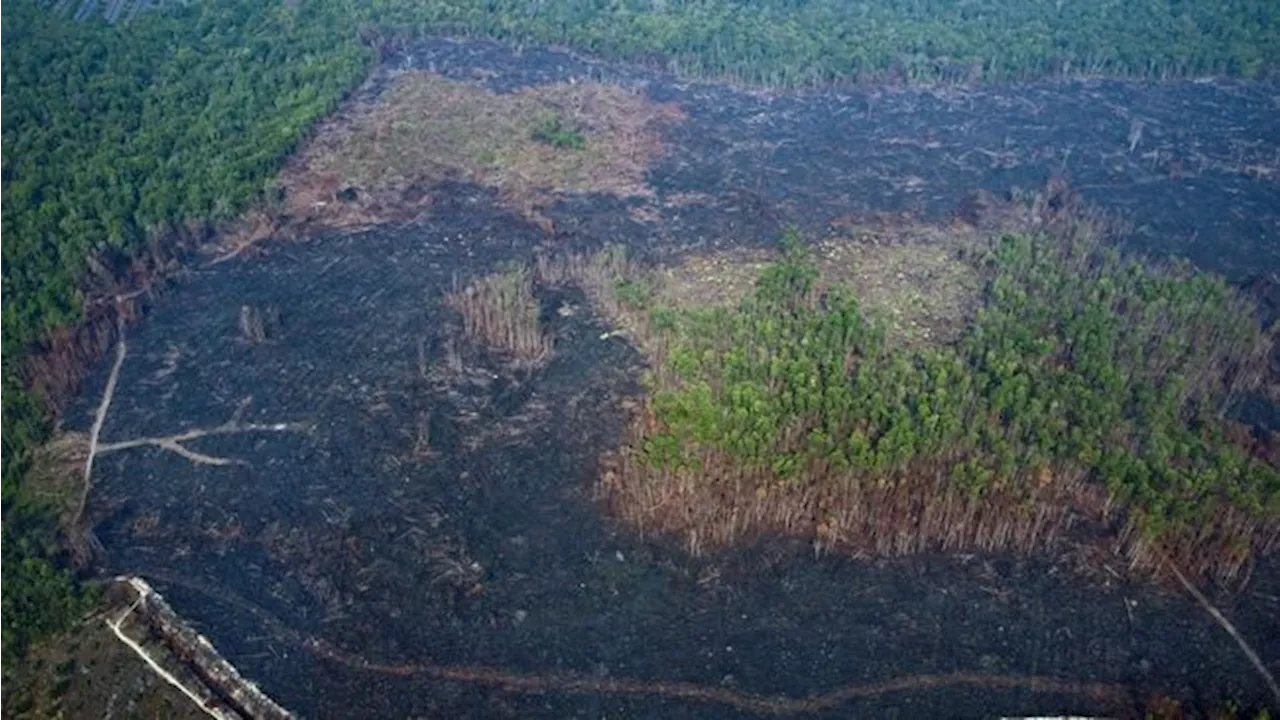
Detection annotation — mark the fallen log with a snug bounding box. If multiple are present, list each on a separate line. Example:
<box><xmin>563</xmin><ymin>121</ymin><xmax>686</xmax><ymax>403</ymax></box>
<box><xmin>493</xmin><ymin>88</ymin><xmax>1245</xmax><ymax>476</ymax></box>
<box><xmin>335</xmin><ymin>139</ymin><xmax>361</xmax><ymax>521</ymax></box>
<box><xmin>108</xmin><ymin>576</ymin><xmax>294</xmax><ymax>720</ymax></box>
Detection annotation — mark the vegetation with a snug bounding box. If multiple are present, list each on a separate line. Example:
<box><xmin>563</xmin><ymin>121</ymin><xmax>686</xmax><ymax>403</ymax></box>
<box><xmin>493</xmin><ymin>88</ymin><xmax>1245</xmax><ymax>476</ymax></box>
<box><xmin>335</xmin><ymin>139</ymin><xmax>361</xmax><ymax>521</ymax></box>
<box><xmin>814</xmin><ymin>236</ymin><xmax>982</xmax><ymax>347</ymax></box>
<box><xmin>280</xmin><ymin>71</ymin><xmax>677</xmax><ymax>238</ymax></box>
<box><xmin>531</xmin><ymin>113</ymin><xmax>586</xmax><ymax>151</ymax></box>
<box><xmin>4</xmin><ymin>0</ymin><xmax>1280</xmax><ymax>672</ymax></box>
<box><xmin>1</xmin><ymin>514</ymin><xmax>96</xmax><ymax>669</ymax></box>
<box><xmin>449</xmin><ymin>207</ymin><xmax>1278</xmax><ymax>583</ymax></box>
<box><xmin>591</xmin><ymin>219</ymin><xmax>1278</xmax><ymax>583</ymax></box>
<box><xmin>3</xmin><ymin>615</ymin><xmax>206</xmax><ymax>719</ymax></box>
<box><xmin>1</xmin><ymin>0</ymin><xmax>369</xmax><ymax>668</ymax></box>
<box><xmin>360</xmin><ymin>0</ymin><xmax>1280</xmax><ymax>83</ymax></box>
<box><xmin>447</xmin><ymin>267</ymin><xmax>553</xmax><ymax>367</ymax></box>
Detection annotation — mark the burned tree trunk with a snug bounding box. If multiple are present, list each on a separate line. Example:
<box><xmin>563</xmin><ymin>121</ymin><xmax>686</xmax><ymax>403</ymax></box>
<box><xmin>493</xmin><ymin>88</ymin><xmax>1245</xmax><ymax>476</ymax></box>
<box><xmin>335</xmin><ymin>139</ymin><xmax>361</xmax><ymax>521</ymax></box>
<box><xmin>108</xmin><ymin>576</ymin><xmax>295</xmax><ymax>720</ymax></box>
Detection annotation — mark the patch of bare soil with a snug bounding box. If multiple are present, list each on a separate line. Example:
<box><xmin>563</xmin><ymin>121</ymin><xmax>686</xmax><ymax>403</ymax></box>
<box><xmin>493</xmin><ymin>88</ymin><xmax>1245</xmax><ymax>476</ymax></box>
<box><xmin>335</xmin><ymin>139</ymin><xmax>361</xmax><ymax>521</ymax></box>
<box><xmin>647</xmin><ymin>222</ymin><xmax>983</xmax><ymax>348</ymax></box>
<box><xmin>817</xmin><ymin>220</ymin><xmax>984</xmax><ymax>347</ymax></box>
<box><xmin>219</xmin><ymin>70</ymin><xmax>683</xmax><ymax>256</ymax></box>
<box><xmin>651</xmin><ymin>247</ymin><xmax>776</xmax><ymax>310</ymax></box>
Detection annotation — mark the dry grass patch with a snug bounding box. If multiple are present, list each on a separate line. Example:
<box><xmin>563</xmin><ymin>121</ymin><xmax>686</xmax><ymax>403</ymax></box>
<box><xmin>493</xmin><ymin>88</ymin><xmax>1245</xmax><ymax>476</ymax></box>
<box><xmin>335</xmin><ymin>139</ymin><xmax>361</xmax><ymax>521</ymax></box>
<box><xmin>446</xmin><ymin>267</ymin><xmax>552</xmax><ymax>368</ymax></box>
<box><xmin>273</xmin><ymin>70</ymin><xmax>683</xmax><ymax>234</ymax></box>
<box><xmin>645</xmin><ymin>230</ymin><xmax>982</xmax><ymax>349</ymax></box>
<box><xmin>651</xmin><ymin>249</ymin><xmax>776</xmax><ymax>310</ymax></box>
<box><xmin>601</xmin><ymin>439</ymin><xmax>1102</xmax><ymax>559</ymax></box>
<box><xmin>816</xmin><ymin>234</ymin><xmax>982</xmax><ymax>347</ymax></box>
<box><xmin>22</xmin><ymin>431</ymin><xmax>91</xmax><ymax>526</ymax></box>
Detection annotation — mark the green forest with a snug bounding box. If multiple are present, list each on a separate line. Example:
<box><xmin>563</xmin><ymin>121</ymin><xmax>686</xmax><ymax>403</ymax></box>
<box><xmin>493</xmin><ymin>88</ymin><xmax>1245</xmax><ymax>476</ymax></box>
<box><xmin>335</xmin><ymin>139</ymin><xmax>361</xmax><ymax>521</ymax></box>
<box><xmin>3</xmin><ymin>0</ymin><xmax>1280</xmax><ymax>668</ymax></box>
<box><xmin>631</xmin><ymin>229</ymin><xmax>1278</xmax><ymax>577</ymax></box>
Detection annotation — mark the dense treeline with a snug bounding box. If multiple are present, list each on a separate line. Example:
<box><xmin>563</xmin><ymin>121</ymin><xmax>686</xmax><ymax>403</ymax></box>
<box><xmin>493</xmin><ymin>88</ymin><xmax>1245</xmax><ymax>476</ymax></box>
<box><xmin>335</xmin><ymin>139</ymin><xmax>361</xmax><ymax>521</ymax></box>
<box><xmin>0</xmin><ymin>471</ymin><xmax>93</xmax><ymax>666</ymax></box>
<box><xmin>627</xmin><ymin>229</ymin><xmax>1277</xmax><ymax>579</ymax></box>
<box><xmin>364</xmin><ymin>0</ymin><xmax>1280</xmax><ymax>83</ymax></box>
<box><xmin>2</xmin><ymin>1</ymin><xmax>367</xmax><ymax>353</ymax></box>
<box><xmin>50</xmin><ymin>0</ymin><xmax>1280</xmax><ymax>83</ymax></box>
<box><xmin>3</xmin><ymin>0</ymin><xmax>1279</xmax><ymax>666</ymax></box>
<box><xmin>1</xmin><ymin>0</ymin><xmax>369</xmax><ymax>666</ymax></box>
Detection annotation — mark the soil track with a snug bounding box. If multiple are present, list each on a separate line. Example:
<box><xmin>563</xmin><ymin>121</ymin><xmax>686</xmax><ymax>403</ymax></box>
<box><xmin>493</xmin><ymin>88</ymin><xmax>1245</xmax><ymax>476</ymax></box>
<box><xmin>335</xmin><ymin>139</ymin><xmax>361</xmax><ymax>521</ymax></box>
<box><xmin>66</xmin><ymin>38</ymin><xmax>1280</xmax><ymax>718</ymax></box>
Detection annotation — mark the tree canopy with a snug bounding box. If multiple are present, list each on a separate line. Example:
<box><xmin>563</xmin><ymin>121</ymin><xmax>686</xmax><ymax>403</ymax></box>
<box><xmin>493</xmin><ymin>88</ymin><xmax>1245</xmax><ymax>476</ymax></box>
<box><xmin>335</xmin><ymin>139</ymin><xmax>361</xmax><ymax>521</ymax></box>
<box><xmin>627</xmin><ymin>228</ymin><xmax>1277</xmax><ymax>580</ymax></box>
<box><xmin>4</xmin><ymin>0</ymin><xmax>1279</xmax><ymax>666</ymax></box>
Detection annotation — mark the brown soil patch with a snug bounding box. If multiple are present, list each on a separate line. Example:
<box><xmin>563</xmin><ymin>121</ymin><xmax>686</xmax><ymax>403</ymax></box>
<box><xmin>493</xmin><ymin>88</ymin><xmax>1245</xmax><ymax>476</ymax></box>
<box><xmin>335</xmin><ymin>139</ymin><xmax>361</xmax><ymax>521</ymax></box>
<box><xmin>816</xmin><ymin>223</ymin><xmax>983</xmax><ymax>347</ymax></box>
<box><xmin>652</xmin><ymin>248</ymin><xmax>776</xmax><ymax>310</ymax></box>
<box><xmin>222</xmin><ymin>70</ymin><xmax>683</xmax><ymax>253</ymax></box>
<box><xmin>648</xmin><ymin>227</ymin><xmax>982</xmax><ymax>348</ymax></box>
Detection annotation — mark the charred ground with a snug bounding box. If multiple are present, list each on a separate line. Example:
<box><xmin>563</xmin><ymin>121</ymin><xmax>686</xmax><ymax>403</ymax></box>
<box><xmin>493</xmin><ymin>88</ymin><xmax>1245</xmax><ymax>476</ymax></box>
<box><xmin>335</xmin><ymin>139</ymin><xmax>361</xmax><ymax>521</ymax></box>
<box><xmin>14</xmin><ymin>37</ymin><xmax>1280</xmax><ymax>720</ymax></box>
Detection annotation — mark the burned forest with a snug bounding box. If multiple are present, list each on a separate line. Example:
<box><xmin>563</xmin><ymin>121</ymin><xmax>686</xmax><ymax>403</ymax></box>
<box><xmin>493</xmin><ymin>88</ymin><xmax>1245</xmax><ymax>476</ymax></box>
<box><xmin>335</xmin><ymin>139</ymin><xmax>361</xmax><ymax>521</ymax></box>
<box><xmin>4</xmin><ymin>2</ymin><xmax>1280</xmax><ymax>718</ymax></box>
